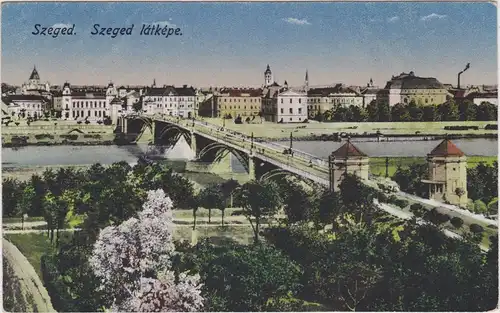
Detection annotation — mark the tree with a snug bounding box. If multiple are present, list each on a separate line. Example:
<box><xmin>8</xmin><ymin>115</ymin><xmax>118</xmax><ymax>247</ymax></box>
<box><xmin>391</xmin><ymin>103</ymin><xmax>410</xmax><ymax>122</ymax></box>
<box><xmin>132</xmin><ymin>101</ymin><xmax>142</xmax><ymax>112</ymax></box>
<box><xmin>437</xmin><ymin>100</ymin><xmax>459</xmax><ymax>121</ymax></box>
<box><xmin>219</xmin><ymin>179</ymin><xmax>240</xmax><ymax>208</ymax></box>
<box><xmin>377</xmin><ymin>102</ymin><xmax>391</xmax><ymax>122</ymax></box>
<box><xmin>89</xmin><ymin>189</ymin><xmax>204</xmax><ymax>312</ymax></box>
<box><xmin>450</xmin><ymin>216</ymin><xmax>464</xmax><ymax>229</ymax></box>
<box><xmin>408</xmin><ymin>101</ymin><xmax>423</xmax><ymax>121</ymax></box>
<box><xmin>18</xmin><ymin>185</ymin><xmax>36</xmax><ymax>230</ymax></box>
<box><xmin>423</xmin><ymin>105</ymin><xmax>438</xmax><ymax>121</ymax></box>
<box><xmin>458</xmin><ymin>100</ymin><xmax>477</xmax><ymax>121</ymax></box>
<box><xmin>366</xmin><ymin>100</ymin><xmax>379</xmax><ymax>122</ymax></box>
<box><xmin>2</xmin><ymin>178</ymin><xmax>22</xmax><ymax>218</ymax></box>
<box><xmin>281</xmin><ymin>180</ymin><xmax>314</xmax><ymax>224</ymax></box>
<box><xmin>469</xmin><ymin>223</ymin><xmax>484</xmax><ymax>234</ymax></box>
<box><xmin>235</xmin><ymin>180</ymin><xmax>283</xmax><ymax>243</ymax></box>
<box><xmin>473</xmin><ymin>200</ymin><xmax>488</xmax><ymax>214</ymax></box>
<box><xmin>198</xmin><ymin>184</ymin><xmax>225</xmax><ymax>225</ymax></box>
<box><xmin>177</xmin><ymin>241</ymin><xmax>302</xmax><ymax>312</ymax></box>
<box><xmin>476</xmin><ymin>102</ymin><xmax>497</xmax><ymax>121</ymax></box>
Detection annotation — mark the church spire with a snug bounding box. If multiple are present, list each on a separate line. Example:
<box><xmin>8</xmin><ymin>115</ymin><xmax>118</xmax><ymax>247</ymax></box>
<box><xmin>29</xmin><ymin>65</ymin><xmax>40</xmax><ymax>80</ymax></box>
<box><xmin>304</xmin><ymin>69</ymin><xmax>309</xmax><ymax>90</ymax></box>
<box><xmin>153</xmin><ymin>78</ymin><xmax>156</xmax><ymax>87</ymax></box>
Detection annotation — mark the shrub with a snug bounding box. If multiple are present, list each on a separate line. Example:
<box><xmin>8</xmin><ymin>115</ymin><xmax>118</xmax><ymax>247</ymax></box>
<box><xmin>34</xmin><ymin>134</ymin><xmax>55</xmax><ymax>140</ymax></box>
<box><xmin>85</xmin><ymin>120</ymin><xmax>91</xmax><ymax>124</ymax></box>
<box><xmin>60</xmin><ymin>134</ymin><xmax>78</xmax><ymax>140</ymax></box>
<box><xmin>410</xmin><ymin>203</ymin><xmax>424</xmax><ymax>211</ymax></box>
<box><xmin>485</xmin><ymin>124</ymin><xmax>498</xmax><ymax>130</ymax></box>
<box><xmin>77</xmin><ymin>121</ymin><xmax>82</xmax><ymax>124</ymax></box>
<box><xmin>469</xmin><ymin>224</ymin><xmax>484</xmax><ymax>234</ymax></box>
<box><xmin>377</xmin><ymin>192</ymin><xmax>388</xmax><ymax>203</ymax></box>
<box><xmin>450</xmin><ymin>216</ymin><xmax>464</xmax><ymax>229</ymax></box>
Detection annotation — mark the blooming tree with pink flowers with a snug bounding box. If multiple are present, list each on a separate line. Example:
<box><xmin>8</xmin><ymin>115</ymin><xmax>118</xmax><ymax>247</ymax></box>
<box><xmin>89</xmin><ymin>189</ymin><xmax>204</xmax><ymax>312</ymax></box>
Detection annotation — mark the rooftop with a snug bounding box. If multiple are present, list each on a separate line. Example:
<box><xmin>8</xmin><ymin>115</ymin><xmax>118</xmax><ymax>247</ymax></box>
<box><xmin>428</xmin><ymin>139</ymin><xmax>465</xmax><ymax>157</ymax></box>
<box><xmin>331</xmin><ymin>140</ymin><xmax>367</xmax><ymax>158</ymax></box>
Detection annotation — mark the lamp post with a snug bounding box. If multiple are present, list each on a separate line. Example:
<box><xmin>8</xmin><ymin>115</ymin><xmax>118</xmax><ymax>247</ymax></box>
<box><xmin>251</xmin><ymin>132</ymin><xmax>254</xmax><ymax>150</ymax></box>
<box><xmin>328</xmin><ymin>154</ymin><xmax>336</xmax><ymax>192</ymax></box>
<box><xmin>385</xmin><ymin>157</ymin><xmax>389</xmax><ymax>178</ymax></box>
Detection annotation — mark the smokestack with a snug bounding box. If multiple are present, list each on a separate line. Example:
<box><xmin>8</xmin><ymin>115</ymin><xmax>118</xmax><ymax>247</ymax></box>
<box><xmin>458</xmin><ymin>63</ymin><xmax>470</xmax><ymax>89</ymax></box>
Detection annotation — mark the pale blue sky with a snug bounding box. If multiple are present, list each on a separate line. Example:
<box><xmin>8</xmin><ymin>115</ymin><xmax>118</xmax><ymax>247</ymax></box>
<box><xmin>1</xmin><ymin>2</ymin><xmax>497</xmax><ymax>87</ymax></box>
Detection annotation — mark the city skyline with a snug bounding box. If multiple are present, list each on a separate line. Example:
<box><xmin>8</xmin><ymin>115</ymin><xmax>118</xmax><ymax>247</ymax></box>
<box><xmin>1</xmin><ymin>2</ymin><xmax>497</xmax><ymax>87</ymax></box>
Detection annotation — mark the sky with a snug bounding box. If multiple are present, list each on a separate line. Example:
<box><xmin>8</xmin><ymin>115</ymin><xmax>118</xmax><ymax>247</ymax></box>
<box><xmin>1</xmin><ymin>2</ymin><xmax>497</xmax><ymax>88</ymax></box>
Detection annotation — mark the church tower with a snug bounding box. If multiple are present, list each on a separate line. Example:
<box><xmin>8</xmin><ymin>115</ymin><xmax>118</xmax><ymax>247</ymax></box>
<box><xmin>29</xmin><ymin>66</ymin><xmax>40</xmax><ymax>85</ymax></box>
<box><xmin>304</xmin><ymin>69</ymin><xmax>309</xmax><ymax>91</ymax></box>
<box><xmin>421</xmin><ymin>138</ymin><xmax>468</xmax><ymax>206</ymax></box>
<box><xmin>264</xmin><ymin>65</ymin><xmax>273</xmax><ymax>87</ymax></box>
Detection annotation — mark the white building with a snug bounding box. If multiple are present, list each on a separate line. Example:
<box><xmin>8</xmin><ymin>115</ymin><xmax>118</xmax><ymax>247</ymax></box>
<box><xmin>142</xmin><ymin>85</ymin><xmax>196</xmax><ymax>118</ymax></box>
<box><xmin>276</xmin><ymin>89</ymin><xmax>308</xmax><ymax>123</ymax></box>
<box><xmin>21</xmin><ymin>66</ymin><xmax>51</xmax><ymax>97</ymax></box>
<box><xmin>55</xmin><ymin>82</ymin><xmax>123</xmax><ymax>123</ymax></box>
<box><xmin>467</xmin><ymin>92</ymin><xmax>498</xmax><ymax>106</ymax></box>
<box><xmin>1</xmin><ymin>95</ymin><xmax>49</xmax><ymax>118</ymax></box>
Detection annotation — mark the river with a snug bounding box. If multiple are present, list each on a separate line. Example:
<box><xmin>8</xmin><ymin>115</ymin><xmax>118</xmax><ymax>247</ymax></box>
<box><xmin>1</xmin><ymin>138</ymin><xmax>497</xmax><ymax>170</ymax></box>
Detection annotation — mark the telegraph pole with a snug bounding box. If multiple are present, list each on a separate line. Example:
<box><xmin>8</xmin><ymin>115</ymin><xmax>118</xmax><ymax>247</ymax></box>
<box><xmin>251</xmin><ymin>132</ymin><xmax>254</xmax><ymax>150</ymax></box>
<box><xmin>329</xmin><ymin>154</ymin><xmax>336</xmax><ymax>192</ymax></box>
<box><xmin>289</xmin><ymin>132</ymin><xmax>293</xmax><ymax>151</ymax></box>
<box><xmin>385</xmin><ymin>157</ymin><xmax>389</xmax><ymax>178</ymax></box>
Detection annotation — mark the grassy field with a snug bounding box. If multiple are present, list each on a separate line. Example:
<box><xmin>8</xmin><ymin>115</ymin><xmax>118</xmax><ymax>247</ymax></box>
<box><xmin>370</xmin><ymin>156</ymin><xmax>497</xmax><ymax>177</ymax></box>
<box><xmin>3</xmin><ymin>233</ymin><xmax>60</xmax><ymax>279</ymax></box>
<box><xmin>196</xmin><ymin>118</ymin><xmax>497</xmax><ymax>139</ymax></box>
<box><xmin>3</xmin><ymin>216</ymin><xmax>46</xmax><ymax>224</ymax></box>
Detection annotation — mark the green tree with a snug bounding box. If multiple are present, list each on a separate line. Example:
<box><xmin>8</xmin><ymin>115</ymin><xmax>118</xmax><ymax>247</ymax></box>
<box><xmin>198</xmin><ymin>184</ymin><xmax>225</xmax><ymax>225</ymax></box>
<box><xmin>408</xmin><ymin>100</ymin><xmax>423</xmax><ymax>121</ymax></box>
<box><xmin>236</xmin><ymin>180</ymin><xmax>283</xmax><ymax>242</ymax></box>
<box><xmin>437</xmin><ymin>100</ymin><xmax>459</xmax><ymax>121</ymax></box>
<box><xmin>422</xmin><ymin>105</ymin><xmax>437</xmax><ymax>121</ymax></box>
<box><xmin>476</xmin><ymin>102</ymin><xmax>497</xmax><ymax>121</ymax></box>
<box><xmin>2</xmin><ymin>178</ymin><xmax>22</xmax><ymax>217</ymax></box>
<box><xmin>391</xmin><ymin>103</ymin><xmax>410</xmax><ymax>122</ymax></box>
<box><xmin>18</xmin><ymin>185</ymin><xmax>36</xmax><ymax>229</ymax></box>
<box><xmin>366</xmin><ymin>100</ymin><xmax>379</xmax><ymax>122</ymax></box>
<box><xmin>458</xmin><ymin>100</ymin><xmax>477</xmax><ymax>121</ymax></box>
<box><xmin>377</xmin><ymin>102</ymin><xmax>391</xmax><ymax>122</ymax></box>
<box><xmin>177</xmin><ymin>241</ymin><xmax>303</xmax><ymax>312</ymax></box>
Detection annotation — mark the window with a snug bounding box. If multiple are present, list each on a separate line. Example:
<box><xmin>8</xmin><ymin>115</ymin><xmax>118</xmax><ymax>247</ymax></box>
<box><xmin>289</xmin><ymin>99</ymin><xmax>292</xmax><ymax>104</ymax></box>
<box><xmin>298</xmin><ymin>108</ymin><xmax>302</xmax><ymax>114</ymax></box>
<box><xmin>290</xmin><ymin>117</ymin><xmax>292</xmax><ymax>121</ymax></box>
<box><xmin>281</xmin><ymin>99</ymin><xmax>283</xmax><ymax>104</ymax></box>
<box><xmin>299</xmin><ymin>98</ymin><xmax>302</xmax><ymax>104</ymax></box>
<box><xmin>280</xmin><ymin>108</ymin><xmax>284</xmax><ymax>114</ymax></box>
<box><xmin>289</xmin><ymin>108</ymin><xmax>293</xmax><ymax>114</ymax></box>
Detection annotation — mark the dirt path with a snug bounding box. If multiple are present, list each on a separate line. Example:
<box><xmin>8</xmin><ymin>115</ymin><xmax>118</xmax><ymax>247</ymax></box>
<box><xmin>2</xmin><ymin>239</ymin><xmax>56</xmax><ymax>312</ymax></box>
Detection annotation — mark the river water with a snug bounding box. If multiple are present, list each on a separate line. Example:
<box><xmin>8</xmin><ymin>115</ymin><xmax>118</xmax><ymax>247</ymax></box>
<box><xmin>1</xmin><ymin>138</ymin><xmax>497</xmax><ymax>169</ymax></box>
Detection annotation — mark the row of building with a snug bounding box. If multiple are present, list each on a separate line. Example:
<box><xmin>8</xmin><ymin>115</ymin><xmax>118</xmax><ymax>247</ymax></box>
<box><xmin>1</xmin><ymin>65</ymin><xmax>497</xmax><ymax>124</ymax></box>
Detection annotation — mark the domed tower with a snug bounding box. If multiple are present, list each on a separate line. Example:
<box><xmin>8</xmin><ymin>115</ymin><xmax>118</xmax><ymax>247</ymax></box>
<box><xmin>421</xmin><ymin>138</ymin><xmax>468</xmax><ymax>206</ymax></box>
<box><xmin>264</xmin><ymin>65</ymin><xmax>273</xmax><ymax>87</ymax></box>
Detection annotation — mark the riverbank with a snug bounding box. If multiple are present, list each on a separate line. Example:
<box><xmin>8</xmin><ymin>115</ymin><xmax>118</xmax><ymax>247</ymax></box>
<box><xmin>196</xmin><ymin>118</ymin><xmax>498</xmax><ymax>139</ymax></box>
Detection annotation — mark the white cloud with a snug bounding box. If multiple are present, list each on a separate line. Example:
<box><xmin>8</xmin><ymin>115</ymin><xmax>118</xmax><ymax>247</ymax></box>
<box><xmin>387</xmin><ymin>16</ymin><xmax>400</xmax><ymax>23</ymax></box>
<box><xmin>282</xmin><ymin>17</ymin><xmax>311</xmax><ymax>26</ymax></box>
<box><xmin>51</xmin><ymin>23</ymin><xmax>72</xmax><ymax>28</ymax></box>
<box><xmin>420</xmin><ymin>13</ymin><xmax>447</xmax><ymax>21</ymax></box>
<box><xmin>150</xmin><ymin>20</ymin><xmax>177</xmax><ymax>28</ymax></box>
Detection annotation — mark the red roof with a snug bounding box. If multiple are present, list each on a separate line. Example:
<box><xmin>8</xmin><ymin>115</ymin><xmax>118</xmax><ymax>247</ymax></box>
<box><xmin>428</xmin><ymin>139</ymin><xmax>465</xmax><ymax>157</ymax></box>
<box><xmin>331</xmin><ymin>141</ymin><xmax>367</xmax><ymax>158</ymax></box>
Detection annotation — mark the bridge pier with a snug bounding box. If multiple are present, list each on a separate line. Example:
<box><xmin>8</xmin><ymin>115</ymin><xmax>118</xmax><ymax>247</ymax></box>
<box><xmin>190</xmin><ymin>131</ymin><xmax>197</xmax><ymax>155</ymax></box>
<box><xmin>248</xmin><ymin>154</ymin><xmax>256</xmax><ymax>180</ymax></box>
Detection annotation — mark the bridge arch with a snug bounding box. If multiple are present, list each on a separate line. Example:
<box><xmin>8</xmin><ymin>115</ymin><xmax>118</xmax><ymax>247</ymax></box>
<box><xmin>125</xmin><ymin>115</ymin><xmax>154</xmax><ymax>133</ymax></box>
<box><xmin>197</xmin><ymin>142</ymin><xmax>249</xmax><ymax>171</ymax></box>
<box><xmin>259</xmin><ymin>168</ymin><xmax>324</xmax><ymax>191</ymax></box>
<box><xmin>157</xmin><ymin>124</ymin><xmax>191</xmax><ymax>144</ymax></box>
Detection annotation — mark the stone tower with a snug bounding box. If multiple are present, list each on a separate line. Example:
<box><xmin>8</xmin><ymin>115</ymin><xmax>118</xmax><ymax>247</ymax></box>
<box><xmin>264</xmin><ymin>65</ymin><xmax>273</xmax><ymax>87</ymax></box>
<box><xmin>330</xmin><ymin>139</ymin><xmax>370</xmax><ymax>190</ymax></box>
<box><xmin>422</xmin><ymin>139</ymin><xmax>468</xmax><ymax>206</ymax></box>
